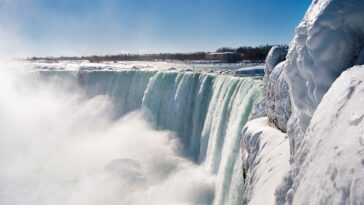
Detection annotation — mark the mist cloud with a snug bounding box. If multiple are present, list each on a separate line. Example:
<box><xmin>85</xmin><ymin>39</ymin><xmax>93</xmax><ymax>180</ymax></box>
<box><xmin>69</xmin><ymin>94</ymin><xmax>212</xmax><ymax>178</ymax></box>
<box><xmin>0</xmin><ymin>68</ymin><xmax>215</xmax><ymax>205</ymax></box>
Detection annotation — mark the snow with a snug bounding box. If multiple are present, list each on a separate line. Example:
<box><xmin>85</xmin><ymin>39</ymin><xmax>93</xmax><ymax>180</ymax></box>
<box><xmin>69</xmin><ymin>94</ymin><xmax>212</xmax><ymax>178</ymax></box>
<box><xmin>241</xmin><ymin>117</ymin><xmax>290</xmax><ymax>205</ymax></box>
<box><xmin>243</xmin><ymin>0</ymin><xmax>364</xmax><ymax>204</ymax></box>
<box><xmin>266</xmin><ymin>62</ymin><xmax>291</xmax><ymax>133</ymax></box>
<box><xmin>249</xmin><ymin>98</ymin><xmax>267</xmax><ymax>120</ymax></box>
<box><xmin>265</xmin><ymin>46</ymin><xmax>287</xmax><ymax>75</ymax></box>
<box><xmin>280</xmin><ymin>66</ymin><xmax>364</xmax><ymax>205</ymax></box>
<box><xmin>282</xmin><ymin>0</ymin><xmax>364</xmax><ymax>140</ymax></box>
<box><xmin>250</xmin><ymin>0</ymin><xmax>364</xmax><ymax>204</ymax></box>
<box><xmin>263</xmin><ymin>46</ymin><xmax>290</xmax><ymax>132</ymax></box>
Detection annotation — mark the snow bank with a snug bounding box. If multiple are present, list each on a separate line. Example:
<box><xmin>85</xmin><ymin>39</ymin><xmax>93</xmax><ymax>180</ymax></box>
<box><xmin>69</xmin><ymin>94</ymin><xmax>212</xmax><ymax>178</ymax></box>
<box><xmin>281</xmin><ymin>66</ymin><xmax>364</xmax><ymax>205</ymax></box>
<box><xmin>263</xmin><ymin>46</ymin><xmax>290</xmax><ymax>132</ymax></box>
<box><xmin>241</xmin><ymin>118</ymin><xmax>290</xmax><ymax>205</ymax></box>
<box><xmin>283</xmin><ymin>0</ymin><xmax>364</xmax><ymax>140</ymax></box>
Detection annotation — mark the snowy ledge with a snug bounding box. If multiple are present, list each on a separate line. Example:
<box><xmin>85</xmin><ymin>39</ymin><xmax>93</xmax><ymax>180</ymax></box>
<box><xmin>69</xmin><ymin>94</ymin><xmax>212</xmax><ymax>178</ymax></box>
<box><xmin>241</xmin><ymin>117</ymin><xmax>290</xmax><ymax>205</ymax></box>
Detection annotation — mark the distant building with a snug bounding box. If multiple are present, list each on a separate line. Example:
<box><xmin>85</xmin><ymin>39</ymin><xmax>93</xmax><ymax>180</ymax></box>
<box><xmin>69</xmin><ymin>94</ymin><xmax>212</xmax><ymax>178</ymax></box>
<box><xmin>206</xmin><ymin>52</ymin><xmax>241</xmax><ymax>63</ymax></box>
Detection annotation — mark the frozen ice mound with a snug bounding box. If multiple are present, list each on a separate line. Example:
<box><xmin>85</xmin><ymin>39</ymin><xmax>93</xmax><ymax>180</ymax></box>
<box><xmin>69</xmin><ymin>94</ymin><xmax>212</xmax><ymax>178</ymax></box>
<box><xmin>283</xmin><ymin>0</ymin><xmax>364</xmax><ymax>139</ymax></box>
<box><xmin>265</xmin><ymin>46</ymin><xmax>287</xmax><ymax>75</ymax></box>
<box><xmin>282</xmin><ymin>66</ymin><xmax>364</xmax><ymax>205</ymax></box>
<box><xmin>263</xmin><ymin>46</ymin><xmax>291</xmax><ymax>132</ymax></box>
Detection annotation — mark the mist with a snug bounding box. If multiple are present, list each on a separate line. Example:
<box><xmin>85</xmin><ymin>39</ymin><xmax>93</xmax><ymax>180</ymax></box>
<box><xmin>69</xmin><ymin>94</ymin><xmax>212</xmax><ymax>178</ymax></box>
<box><xmin>0</xmin><ymin>67</ymin><xmax>215</xmax><ymax>205</ymax></box>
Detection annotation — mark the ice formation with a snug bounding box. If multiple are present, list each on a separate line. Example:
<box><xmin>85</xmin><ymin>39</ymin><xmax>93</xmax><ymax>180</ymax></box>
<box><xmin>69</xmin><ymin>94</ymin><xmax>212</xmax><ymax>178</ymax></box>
<box><xmin>243</xmin><ymin>1</ymin><xmax>364</xmax><ymax>204</ymax></box>
<box><xmin>264</xmin><ymin>46</ymin><xmax>291</xmax><ymax>132</ymax></box>
<box><xmin>241</xmin><ymin>118</ymin><xmax>290</xmax><ymax>205</ymax></box>
<box><xmin>283</xmin><ymin>0</ymin><xmax>364</xmax><ymax>140</ymax></box>
<box><xmin>286</xmin><ymin>66</ymin><xmax>364</xmax><ymax>205</ymax></box>
<box><xmin>264</xmin><ymin>46</ymin><xmax>287</xmax><ymax>75</ymax></box>
<box><xmin>268</xmin><ymin>0</ymin><xmax>364</xmax><ymax>203</ymax></box>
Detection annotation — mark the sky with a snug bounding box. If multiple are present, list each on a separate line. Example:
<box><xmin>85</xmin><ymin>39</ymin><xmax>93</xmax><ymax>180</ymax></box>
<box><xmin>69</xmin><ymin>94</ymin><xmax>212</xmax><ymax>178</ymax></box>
<box><xmin>0</xmin><ymin>0</ymin><xmax>311</xmax><ymax>57</ymax></box>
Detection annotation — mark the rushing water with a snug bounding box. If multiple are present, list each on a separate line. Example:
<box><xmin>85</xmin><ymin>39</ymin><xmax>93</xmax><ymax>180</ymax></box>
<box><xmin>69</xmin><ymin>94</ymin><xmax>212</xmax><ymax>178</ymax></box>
<box><xmin>43</xmin><ymin>69</ymin><xmax>262</xmax><ymax>205</ymax></box>
<box><xmin>0</xmin><ymin>64</ymin><xmax>262</xmax><ymax>205</ymax></box>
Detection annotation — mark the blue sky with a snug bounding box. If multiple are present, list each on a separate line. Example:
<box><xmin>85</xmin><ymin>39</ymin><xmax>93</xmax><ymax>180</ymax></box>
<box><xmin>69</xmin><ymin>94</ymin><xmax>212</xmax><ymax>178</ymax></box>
<box><xmin>0</xmin><ymin>0</ymin><xmax>311</xmax><ymax>56</ymax></box>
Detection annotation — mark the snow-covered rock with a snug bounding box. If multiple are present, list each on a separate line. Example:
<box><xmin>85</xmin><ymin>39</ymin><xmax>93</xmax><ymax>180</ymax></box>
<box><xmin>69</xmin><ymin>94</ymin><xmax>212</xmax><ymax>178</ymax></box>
<box><xmin>265</xmin><ymin>46</ymin><xmax>287</xmax><ymax>76</ymax></box>
<box><xmin>263</xmin><ymin>46</ymin><xmax>291</xmax><ymax>132</ymax></box>
<box><xmin>280</xmin><ymin>66</ymin><xmax>364</xmax><ymax>205</ymax></box>
<box><xmin>241</xmin><ymin>117</ymin><xmax>290</xmax><ymax>205</ymax></box>
<box><xmin>283</xmin><ymin>0</ymin><xmax>364</xmax><ymax>141</ymax></box>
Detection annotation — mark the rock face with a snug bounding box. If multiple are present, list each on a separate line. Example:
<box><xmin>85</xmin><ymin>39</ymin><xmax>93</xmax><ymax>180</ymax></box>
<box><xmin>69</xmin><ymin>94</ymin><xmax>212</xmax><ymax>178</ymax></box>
<box><xmin>263</xmin><ymin>46</ymin><xmax>291</xmax><ymax>132</ymax></box>
<box><xmin>284</xmin><ymin>66</ymin><xmax>364</xmax><ymax>205</ymax></box>
<box><xmin>283</xmin><ymin>0</ymin><xmax>364</xmax><ymax>145</ymax></box>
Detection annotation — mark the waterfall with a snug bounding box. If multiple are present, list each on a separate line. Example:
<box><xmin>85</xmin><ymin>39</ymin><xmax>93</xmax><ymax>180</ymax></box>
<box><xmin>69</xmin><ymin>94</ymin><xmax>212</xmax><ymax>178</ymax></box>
<box><xmin>38</xmin><ymin>69</ymin><xmax>263</xmax><ymax>205</ymax></box>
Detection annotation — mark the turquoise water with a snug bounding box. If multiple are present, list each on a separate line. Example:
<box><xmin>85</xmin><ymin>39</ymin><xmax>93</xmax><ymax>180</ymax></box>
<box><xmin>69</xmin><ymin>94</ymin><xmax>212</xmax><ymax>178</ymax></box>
<box><xmin>39</xmin><ymin>69</ymin><xmax>263</xmax><ymax>205</ymax></box>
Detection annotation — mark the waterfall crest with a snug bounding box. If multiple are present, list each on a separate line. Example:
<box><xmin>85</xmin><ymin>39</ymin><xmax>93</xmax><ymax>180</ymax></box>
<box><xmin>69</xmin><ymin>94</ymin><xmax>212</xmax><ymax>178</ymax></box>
<box><xmin>41</xmin><ymin>70</ymin><xmax>263</xmax><ymax>205</ymax></box>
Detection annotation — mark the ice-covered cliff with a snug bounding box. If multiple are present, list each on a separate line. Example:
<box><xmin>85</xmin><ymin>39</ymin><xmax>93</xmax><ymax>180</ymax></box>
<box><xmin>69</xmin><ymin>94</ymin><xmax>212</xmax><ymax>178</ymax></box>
<box><xmin>242</xmin><ymin>0</ymin><xmax>364</xmax><ymax>204</ymax></box>
<box><xmin>284</xmin><ymin>0</ymin><xmax>364</xmax><ymax>142</ymax></box>
<box><xmin>287</xmin><ymin>66</ymin><xmax>364</xmax><ymax>205</ymax></box>
<box><xmin>281</xmin><ymin>0</ymin><xmax>364</xmax><ymax>203</ymax></box>
<box><xmin>264</xmin><ymin>46</ymin><xmax>291</xmax><ymax>132</ymax></box>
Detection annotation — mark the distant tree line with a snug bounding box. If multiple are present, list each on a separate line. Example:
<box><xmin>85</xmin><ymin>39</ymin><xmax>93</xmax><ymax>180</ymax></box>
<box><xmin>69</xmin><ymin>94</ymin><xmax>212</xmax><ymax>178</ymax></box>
<box><xmin>28</xmin><ymin>52</ymin><xmax>208</xmax><ymax>63</ymax></box>
<box><xmin>28</xmin><ymin>45</ymin><xmax>287</xmax><ymax>63</ymax></box>
<box><xmin>216</xmin><ymin>44</ymin><xmax>288</xmax><ymax>61</ymax></box>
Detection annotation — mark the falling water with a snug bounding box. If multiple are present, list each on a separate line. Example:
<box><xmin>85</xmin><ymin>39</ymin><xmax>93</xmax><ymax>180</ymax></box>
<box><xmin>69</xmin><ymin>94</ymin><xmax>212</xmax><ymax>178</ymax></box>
<box><xmin>39</xmin><ymin>70</ymin><xmax>261</xmax><ymax>205</ymax></box>
<box><xmin>35</xmin><ymin>69</ymin><xmax>263</xmax><ymax>205</ymax></box>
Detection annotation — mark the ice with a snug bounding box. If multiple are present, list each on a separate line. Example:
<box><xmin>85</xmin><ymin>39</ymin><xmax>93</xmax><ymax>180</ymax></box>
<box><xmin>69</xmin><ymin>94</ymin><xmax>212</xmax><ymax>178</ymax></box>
<box><xmin>249</xmin><ymin>1</ymin><xmax>364</xmax><ymax>203</ymax></box>
<box><xmin>282</xmin><ymin>0</ymin><xmax>364</xmax><ymax>141</ymax></box>
<box><xmin>263</xmin><ymin>46</ymin><xmax>291</xmax><ymax>132</ymax></box>
<box><xmin>241</xmin><ymin>117</ymin><xmax>290</xmax><ymax>205</ymax></box>
<box><xmin>265</xmin><ymin>46</ymin><xmax>287</xmax><ymax>75</ymax></box>
<box><xmin>282</xmin><ymin>66</ymin><xmax>364</xmax><ymax>205</ymax></box>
